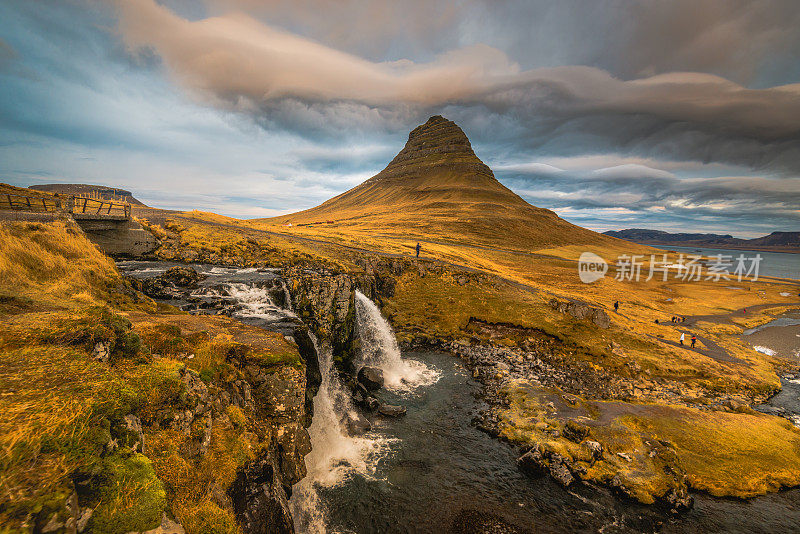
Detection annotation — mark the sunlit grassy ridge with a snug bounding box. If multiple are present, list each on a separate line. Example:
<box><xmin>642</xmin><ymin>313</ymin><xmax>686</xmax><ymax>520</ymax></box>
<box><xmin>500</xmin><ymin>381</ymin><xmax>800</xmax><ymax>501</ymax></box>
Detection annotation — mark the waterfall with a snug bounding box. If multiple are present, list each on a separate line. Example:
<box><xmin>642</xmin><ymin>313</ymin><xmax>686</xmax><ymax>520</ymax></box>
<box><xmin>354</xmin><ymin>290</ymin><xmax>439</xmax><ymax>392</ymax></box>
<box><xmin>280</xmin><ymin>280</ymin><xmax>293</xmax><ymax>310</ymax></box>
<box><xmin>289</xmin><ymin>335</ymin><xmax>392</xmax><ymax>533</ymax></box>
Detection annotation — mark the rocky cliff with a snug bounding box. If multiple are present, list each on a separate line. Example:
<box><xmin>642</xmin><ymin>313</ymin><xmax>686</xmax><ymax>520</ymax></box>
<box><xmin>0</xmin><ymin>222</ymin><xmax>314</xmax><ymax>534</ymax></box>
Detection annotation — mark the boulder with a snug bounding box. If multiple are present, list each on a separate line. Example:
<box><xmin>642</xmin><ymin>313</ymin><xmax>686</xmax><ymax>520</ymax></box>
<box><xmin>344</xmin><ymin>412</ymin><xmax>372</xmax><ymax>435</ymax></box>
<box><xmin>562</xmin><ymin>420</ymin><xmax>589</xmax><ymax>443</ymax></box>
<box><xmin>517</xmin><ymin>445</ymin><xmax>546</xmax><ymax>476</ymax></box>
<box><xmin>585</xmin><ymin>440</ymin><xmax>603</xmax><ymax>463</ymax></box>
<box><xmin>549</xmin><ymin>298</ymin><xmax>610</xmax><ymax>329</ymax></box>
<box><xmin>518</xmin><ymin>445</ymin><xmax>575</xmax><ymax>487</ymax></box>
<box><xmin>377</xmin><ymin>404</ymin><xmax>407</xmax><ymax>417</ymax></box>
<box><xmin>357</xmin><ymin>366</ymin><xmax>384</xmax><ymax>391</ymax></box>
<box><xmin>548</xmin><ymin>456</ymin><xmax>574</xmax><ymax>487</ymax></box>
<box><xmin>92</xmin><ymin>342</ymin><xmax>110</xmax><ymax>363</ymax></box>
<box><xmin>160</xmin><ymin>266</ymin><xmax>203</xmax><ymax>287</ymax></box>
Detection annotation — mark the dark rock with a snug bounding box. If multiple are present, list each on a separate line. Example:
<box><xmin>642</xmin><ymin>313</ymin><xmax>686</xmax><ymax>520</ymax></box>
<box><xmin>228</xmin><ymin>449</ymin><xmax>294</xmax><ymax>534</ymax></box>
<box><xmin>160</xmin><ymin>266</ymin><xmax>203</xmax><ymax>287</ymax></box>
<box><xmin>365</xmin><ymin>396</ymin><xmax>380</xmax><ymax>411</ymax></box>
<box><xmin>344</xmin><ymin>412</ymin><xmax>372</xmax><ymax>435</ymax></box>
<box><xmin>585</xmin><ymin>440</ymin><xmax>603</xmax><ymax>463</ymax></box>
<box><xmin>377</xmin><ymin>404</ymin><xmax>407</xmax><ymax>417</ymax></box>
<box><xmin>517</xmin><ymin>446</ymin><xmax>547</xmax><ymax>476</ymax></box>
<box><xmin>357</xmin><ymin>366</ymin><xmax>384</xmax><ymax>391</ymax></box>
<box><xmin>563</xmin><ymin>420</ymin><xmax>590</xmax><ymax>443</ymax></box>
<box><xmin>549</xmin><ymin>298</ymin><xmax>610</xmax><ymax>329</ymax></box>
<box><xmin>548</xmin><ymin>456</ymin><xmax>574</xmax><ymax>487</ymax></box>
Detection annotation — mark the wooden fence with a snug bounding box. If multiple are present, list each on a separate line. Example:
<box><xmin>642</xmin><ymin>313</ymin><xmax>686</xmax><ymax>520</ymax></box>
<box><xmin>0</xmin><ymin>193</ymin><xmax>130</xmax><ymax>218</ymax></box>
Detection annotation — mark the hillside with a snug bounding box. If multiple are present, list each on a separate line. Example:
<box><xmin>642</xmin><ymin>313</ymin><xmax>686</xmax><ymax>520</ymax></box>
<box><xmin>605</xmin><ymin>228</ymin><xmax>800</xmax><ymax>253</ymax></box>
<box><xmin>267</xmin><ymin>116</ymin><xmax>621</xmax><ymax>252</ymax></box>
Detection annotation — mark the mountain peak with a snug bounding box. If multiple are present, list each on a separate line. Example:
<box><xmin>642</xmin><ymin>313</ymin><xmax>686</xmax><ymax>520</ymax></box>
<box><xmin>373</xmin><ymin>115</ymin><xmax>492</xmax><ymax>182</ymax></box>
<box><xmin>268</xmin><ymin>115</ymin><xmax>613</xmax><ymax>252</ymax></box>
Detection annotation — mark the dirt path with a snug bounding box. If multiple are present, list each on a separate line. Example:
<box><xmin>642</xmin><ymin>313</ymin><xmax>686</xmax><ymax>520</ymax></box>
<box><xmin>648</xmin><ymin>329</ymin><xmax>743</xmax><ymax>364</ymax></box>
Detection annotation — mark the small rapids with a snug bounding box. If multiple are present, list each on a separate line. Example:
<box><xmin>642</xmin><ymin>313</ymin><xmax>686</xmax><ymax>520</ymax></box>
<box><xmin>354</xmin><ymin>290</ymin><xmax>439</xmax><ymax>392</ymax></box>
<box><xmin>223</xmin><ymin>283</ymin><xmax>294</xmax><ymax>323</ymax></box>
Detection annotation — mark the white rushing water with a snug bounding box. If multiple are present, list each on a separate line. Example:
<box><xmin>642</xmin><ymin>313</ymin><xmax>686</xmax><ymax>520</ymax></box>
<box><xmin>354</xmin><ymin>290</ymin><xmax>440</xmax><ymax>392</ymax></box>
<box><xmin>280</xmin><ymin>280</ymin><xmax>293</xmax><ymax>310</ymax></box>
<box><xmin>290</xmin><ymin>291</ymin><xmax>439</xmax><ymax>532</ymax></box>
<box><xmin>289</xmin><ymin>334</ymin><xmax>392</xmax><ymax>533</ymax></box>
<box><xmin>224</xmin><ymin>283</ymin><xmax>295</xmax><ymax>322</ymax></box>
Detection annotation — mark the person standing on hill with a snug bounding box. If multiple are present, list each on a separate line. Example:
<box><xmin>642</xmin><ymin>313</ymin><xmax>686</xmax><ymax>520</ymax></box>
<box><xmin>691</xmin><ymin>335</ymin><xmax>697</xmax><ymax>348</ymax></box>
<box><xmin>415</xmin><ymin>242</ymin><xmax>421</xmax><ymax>258</ymax></box>
<box><xmin>680</xmin><ymin>332</ymin><xmax>685</xmax><ymax>345</ymax></box>
<box><xmin>614</xmin><ymin>301</ymin><xmax>619</xmax><ymax>313</ymax></box>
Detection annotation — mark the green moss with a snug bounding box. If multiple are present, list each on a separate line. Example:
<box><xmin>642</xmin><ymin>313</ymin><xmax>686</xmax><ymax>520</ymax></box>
<box><xmin>89</xmin><ymin>454</ymin><xmax>166</xmax><ymax>534</ymax></box>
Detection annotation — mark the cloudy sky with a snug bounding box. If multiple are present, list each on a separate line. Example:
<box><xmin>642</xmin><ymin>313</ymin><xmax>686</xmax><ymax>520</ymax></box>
<box><xmin>1</xmin><ymin>0</ymin><xmax>799</xmax><ymax>237</ymax></box>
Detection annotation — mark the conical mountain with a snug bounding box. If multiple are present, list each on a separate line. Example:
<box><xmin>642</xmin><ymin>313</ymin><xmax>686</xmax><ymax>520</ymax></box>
<box><xmin>269</xmin><ymin>116</ymin><xmax>616</xmax><ymax>251</ymax></box>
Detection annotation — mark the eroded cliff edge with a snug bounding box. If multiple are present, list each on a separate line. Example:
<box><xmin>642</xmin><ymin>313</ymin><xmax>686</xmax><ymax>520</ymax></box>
<box><xmin>0</xmin><ymin>221</ymin><xmax>316</xmax><ymax>534</ymax></box>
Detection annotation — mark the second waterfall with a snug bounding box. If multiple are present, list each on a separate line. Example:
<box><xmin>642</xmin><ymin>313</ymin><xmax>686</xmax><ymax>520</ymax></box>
<box><xmin>354</xmin><ymin>290</ymin><xmax>439</xmax><ymax>392</ymax></box>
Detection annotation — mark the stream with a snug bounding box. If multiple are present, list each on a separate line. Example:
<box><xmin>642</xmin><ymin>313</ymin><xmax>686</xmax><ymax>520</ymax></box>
<box><xmin>118</xmin><ymin>261</ymin><xmax>800</xmax><ymax>534</ymax></box>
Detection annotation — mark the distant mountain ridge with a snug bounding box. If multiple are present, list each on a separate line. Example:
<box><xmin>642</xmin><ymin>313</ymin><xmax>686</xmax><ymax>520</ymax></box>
<box><xmin>604</xmin><ymin>228</ymin><xmax>800</xmax><ymax>253</ymax></box>
<box><xmin>268</xmin><ymin>115</ymin><xmax>621</xmax><ymax>251</ymax></box>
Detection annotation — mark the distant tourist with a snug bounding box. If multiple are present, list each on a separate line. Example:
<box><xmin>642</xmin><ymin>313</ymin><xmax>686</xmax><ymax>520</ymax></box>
<box><xmin>655</xmin><ymin>319</ymin><xmax>659</xmax><ymax>324</ymax></box>
<box><xmin>671</xmin><ymin>316</ymin><xmax>676</xmax><ymax>323</ymax></box>
<box><xmin>415</xmin><ymin>242</ymin><xmax>421</xmax><ymax>258</ymax></box>
<box><xmin>680</xmin><ymin>332</ymin><xmax>685</xmax><ymax>345</ymax></box>
<box><xmin>614</xmin><ymin>301</ymin><xmax>619</xmax><ymax>312</ymax></box>
<box><xmin>691</xmin><ymin>335</ymin><xmax>697</xmax><ymax>348</ymax></box>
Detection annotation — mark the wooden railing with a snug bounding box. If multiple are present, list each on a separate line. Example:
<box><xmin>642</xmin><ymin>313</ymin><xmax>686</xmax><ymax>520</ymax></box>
<box><xmin>0</xmin><ymin>193</ymin><xmax>131</xmax><ymax>218</ymax></box>
<box><xmin>71</xmin><ymin>196</ymin><xmax>131</xmax><ymax>218</ymax></box>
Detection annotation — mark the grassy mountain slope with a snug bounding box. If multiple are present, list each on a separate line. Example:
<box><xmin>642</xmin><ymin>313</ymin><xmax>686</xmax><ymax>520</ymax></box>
<box><xmin>267</xmin><ymin>116</ymin><xmax>622</xmax><ymax>252</ymax></box>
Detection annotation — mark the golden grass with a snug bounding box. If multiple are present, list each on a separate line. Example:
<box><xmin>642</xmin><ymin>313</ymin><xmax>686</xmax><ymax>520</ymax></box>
<box><xmin>0</xmin><ymin>221</ymin><xmax>305</xmax><ymax>531</ymax></box>
<box><xmin>0</xmin><ymin>221</ymin><xmax>121</xmax><ymax>308</ymax></box>
<box><xmin>625</xmin><ymin>407</ymin><xmax>800</xmax><ymax>497</ymax></box>
<box><xmin>500</xmin><ymin>380</ymin><xmax>800</xmax><ymax>502</ymax></box>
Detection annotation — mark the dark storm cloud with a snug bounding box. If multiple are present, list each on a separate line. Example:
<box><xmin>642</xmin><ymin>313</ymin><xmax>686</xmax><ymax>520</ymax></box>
<box><xmin>497</xmin><ymin>164</ymin><xmax>800</xmax><ymax>224</ymax></box>
<box><xmin>111</xmin><ymin>0</ymin><xmax>800</xmax><ymax>174</ymax></box>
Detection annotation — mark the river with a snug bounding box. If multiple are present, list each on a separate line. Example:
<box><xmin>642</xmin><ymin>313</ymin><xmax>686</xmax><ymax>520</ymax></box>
<box><xmin>117</xmin><ymin>261</ymin><xmax>800</xmax><ymax>534</ymax></box>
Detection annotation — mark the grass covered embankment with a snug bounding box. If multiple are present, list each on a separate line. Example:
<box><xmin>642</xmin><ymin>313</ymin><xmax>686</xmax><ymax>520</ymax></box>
<box><xmin>0</xmin><ymin>220</ymin><xmax>308</xmax><ymax>533</ymax></box>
